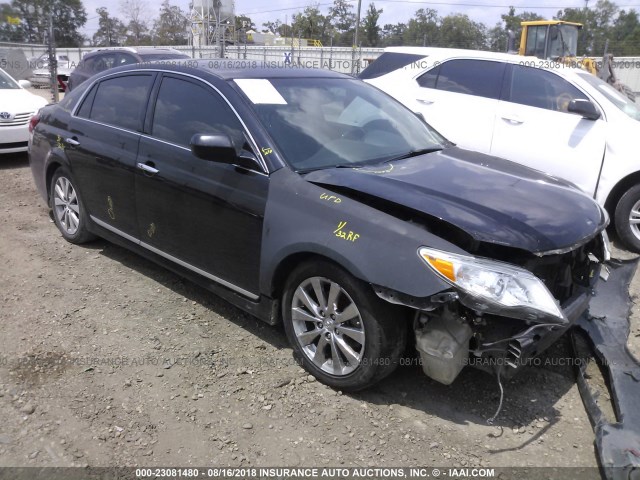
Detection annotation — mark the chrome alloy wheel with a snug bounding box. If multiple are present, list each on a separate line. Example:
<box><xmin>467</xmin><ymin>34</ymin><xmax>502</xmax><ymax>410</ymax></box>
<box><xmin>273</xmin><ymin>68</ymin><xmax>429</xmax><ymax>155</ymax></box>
<box><xmin>630</xmin><ymin>199</ymin><xmax>640</xmax><ymax>242</ymax></box>
<box><xmin>53</xmin><ymin>176</ymin><xmax>80</xmax><ymax>235</ymax></box>
<box><xmin>291</xmin><ymin>277</ymin><xmax>365</xmax><ymax>376</ymax></box>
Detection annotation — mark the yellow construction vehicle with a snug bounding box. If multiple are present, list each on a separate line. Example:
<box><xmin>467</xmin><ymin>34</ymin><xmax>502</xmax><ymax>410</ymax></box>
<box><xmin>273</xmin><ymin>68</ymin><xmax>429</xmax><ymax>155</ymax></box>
<box><xmin>519</xmin><ymin>20</ymin><xmax>635</xmax><ymax>101</ymax></box>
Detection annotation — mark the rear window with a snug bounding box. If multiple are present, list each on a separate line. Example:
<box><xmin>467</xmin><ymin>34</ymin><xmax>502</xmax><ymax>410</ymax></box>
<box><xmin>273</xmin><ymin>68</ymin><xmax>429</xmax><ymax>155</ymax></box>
<box><xmin>417</xmin><ymin>59</ymin><xmax>506</xmax><ymax>100</ymax></box>
<box><xmin>89</xmin><ymin>74</ymin><xmax>154</xmax><ymax>131</ymax></box>
<box><xmin>359</xmin><ymin>52</ymin><xmax>427</xmax><ymax>80</ymax></box>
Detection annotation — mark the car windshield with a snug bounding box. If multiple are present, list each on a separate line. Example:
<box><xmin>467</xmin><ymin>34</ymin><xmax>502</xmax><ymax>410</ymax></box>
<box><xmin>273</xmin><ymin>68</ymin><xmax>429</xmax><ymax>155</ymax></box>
<box><xmin>577</xmin><ymin>72</ymin><xmax>640</xmax><ymax>121</ymax></box>
<box><xmin>0</xmin><ymin>69</ymin><xmax>19</xmax><ymax>89</ymax></box>
<box><xmin>235</xmin><ymin>77</ymin><xmax>445</xmax><ymax>172</ymax></box>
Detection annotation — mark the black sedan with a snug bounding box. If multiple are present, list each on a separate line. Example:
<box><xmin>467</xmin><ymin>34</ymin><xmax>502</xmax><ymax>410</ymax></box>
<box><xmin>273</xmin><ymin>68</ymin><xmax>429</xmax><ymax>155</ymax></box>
<box><xmin>28</xmin><ymin>61</ymin><xmax>609</xmax><ymax>390</ymax></box>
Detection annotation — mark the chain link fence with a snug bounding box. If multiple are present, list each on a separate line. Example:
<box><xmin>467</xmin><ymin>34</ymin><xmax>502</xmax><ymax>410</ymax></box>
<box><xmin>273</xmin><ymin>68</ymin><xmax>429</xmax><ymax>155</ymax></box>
<box><xmin>2</xmin><ymin>41</ymin><xmax>640</xmax><ymax>96</ymax></box>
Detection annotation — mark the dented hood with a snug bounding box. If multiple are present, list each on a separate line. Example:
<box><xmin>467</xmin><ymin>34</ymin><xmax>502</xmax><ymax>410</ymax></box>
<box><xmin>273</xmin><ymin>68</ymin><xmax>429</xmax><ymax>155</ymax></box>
<box><xmin>304</xmin><ymin>147</ymin><xmax>607</xmax><ymax>254</ymax></box>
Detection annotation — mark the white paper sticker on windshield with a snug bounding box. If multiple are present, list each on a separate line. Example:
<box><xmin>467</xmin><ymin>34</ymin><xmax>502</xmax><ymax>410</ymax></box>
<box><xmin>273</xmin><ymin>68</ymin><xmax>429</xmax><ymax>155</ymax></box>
<box><xmin>234</xmin><ymin>79</ymin><xmax>287</xmax><ymax>105</ymax></box>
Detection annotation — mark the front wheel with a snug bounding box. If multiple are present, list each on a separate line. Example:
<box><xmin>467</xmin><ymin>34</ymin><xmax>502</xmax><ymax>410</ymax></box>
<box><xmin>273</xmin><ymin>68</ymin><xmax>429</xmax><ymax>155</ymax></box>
<box><xmin>50</xmin><ymin>167</ymin><xmax>95</xmax><ymax>244</ymax></box>
<box><xmin>282</xmin><ymin>260</ymin><xmax>407</xmax><ymax>391</ymax></box>
<box><xmin>614</xmin><ymin>184</ymin><xmax>640</xmax><ymax>253</ymax></box>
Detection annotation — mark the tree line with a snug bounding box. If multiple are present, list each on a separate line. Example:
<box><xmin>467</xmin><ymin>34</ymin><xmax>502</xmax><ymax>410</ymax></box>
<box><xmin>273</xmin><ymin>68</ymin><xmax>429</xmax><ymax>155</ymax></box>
<box><xmin>0</xmin><ymin>0</ymin><xmax>190</xmax><ymax>47</ymax></box>
<box><xmin>0</xmin><ymin>0</ymin><xmax>639</xmax><ymax>57</ymax></box>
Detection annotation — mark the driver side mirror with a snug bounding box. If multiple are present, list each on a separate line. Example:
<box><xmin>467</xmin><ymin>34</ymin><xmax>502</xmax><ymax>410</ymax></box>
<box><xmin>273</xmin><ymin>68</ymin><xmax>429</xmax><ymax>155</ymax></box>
<box><xmin>190</xmin><ymin>133</ymin><xmax>263</xmax><ymax>171</ymax></box>
<box><xmin>568</xmin><ymin>99</ymin><xmax>601</xmax><ymax>120</ymax></box>
<box><xmin>18</xmin><ymin>79</ymin><xmax>32</xmax><ymax>89</ymax></box>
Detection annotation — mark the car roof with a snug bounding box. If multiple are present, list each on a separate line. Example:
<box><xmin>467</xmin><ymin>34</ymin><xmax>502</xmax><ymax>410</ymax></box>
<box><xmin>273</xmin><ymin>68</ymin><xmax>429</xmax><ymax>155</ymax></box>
<box><xmin>384</xmin><ymin>46</ymin><xmax>530</xmax><ymax>63</ymax></box>
<box><xmin>85</xmin><ymin>47</ymin><xmax>185</xmax><ymax>57</ymax></box>
<box><xmin>96</xmin><ymin>60</ymin><xmax>351</xmax><ymax>80</ymax></box>
<box><xmin>378</xmin><ymin>46</ymin><xmax>587</xmax><ymax>81</ymax></box>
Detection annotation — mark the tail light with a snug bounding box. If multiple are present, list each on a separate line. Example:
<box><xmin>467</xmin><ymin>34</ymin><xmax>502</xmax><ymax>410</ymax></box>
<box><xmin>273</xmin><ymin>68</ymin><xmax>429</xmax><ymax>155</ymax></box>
<box><xmin>28</xmin><ymin>113</ymin><xmax>40</xmax><ymax>133</ymax></box>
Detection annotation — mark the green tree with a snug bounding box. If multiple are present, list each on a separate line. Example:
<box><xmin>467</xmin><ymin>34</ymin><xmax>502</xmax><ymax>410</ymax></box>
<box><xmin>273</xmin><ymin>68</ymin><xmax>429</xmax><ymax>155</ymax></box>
<box><xmin>262</xmin><ymin>20</ymin><xmax>281</xmax><ymax>34</ymax></box>
<box><xmin>403</xmin><ymin>8</ymin><xmax>439</xmax><ymax>46</ymax></box>
<box><xmin>291</xmin><ymin>5</ymin><xmax>332</xmax><ymax>44</ymax></box>
<box><xmin>262</xmin><ymin>19</ymin><xmax>291</xmax><ymax>37</ymax></box>
<box><xmin>92</xmin><ymin>6</ymin><xmax>126</xmax><ymax>46</ymax></box>
<box><xmin>120</xmin><ymin>0</ymin><xmax>151</xmax><ymax>45</ymax></box>
<box><xmin>361</xmin><ymin>3</ymin><xmax>382</xmax><ymax>47</ymax></box>
<box><xmin>611</xmin><ymin>9</ymin><xmax>640</xmax><ymax>55</ymax></box>
<box><xmin>555</xmin><ymin>0</ymin><xmax>618</xmax><ymax>55</ymax></box>
<box><xmin>329</xmin><ymin>0</ymin><xmax>355</xmax><ymax>45</ymax></box>
<box><xmin>3</xmin><ymin>0</ymin><xmax>86</xmax><ymax>46</ymax></box>
<box><xmin>152</xmin><ymin>0</ymin><xmax>188</xmax><ymax>46</ymax></box>
<box><xmin>380</xmin><ymin>22</ymin><xmax>406</xmax><ymax>46</ymax></box>
<box><xmin>438</xmin><ymin>13</ymin><xmax>486</xmax><ymax>49</ymax></box>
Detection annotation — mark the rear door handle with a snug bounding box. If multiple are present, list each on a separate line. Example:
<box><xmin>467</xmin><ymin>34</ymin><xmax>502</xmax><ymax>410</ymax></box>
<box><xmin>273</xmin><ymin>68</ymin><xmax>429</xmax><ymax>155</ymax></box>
<box><xmin>136</xmin><ymin>162</ymin><xmax>159</xmax><ymax>175</ymax></box>
<box><xmin>65</xmin><ymin>137</ymin><xmax>80</xmax><ymax>146</ymax></box>
<box><xmin>416</xmin><ymin>98</ymin><xmax>434</xmax><ymax>105</ymax></box>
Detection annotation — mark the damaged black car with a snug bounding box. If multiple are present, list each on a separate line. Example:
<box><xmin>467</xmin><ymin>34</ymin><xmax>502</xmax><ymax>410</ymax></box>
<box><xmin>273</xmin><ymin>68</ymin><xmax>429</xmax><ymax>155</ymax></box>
<box><xmin>29</xmin><ymin>63</ymin><xmax>609</xmax><ymax>391</ymax></box>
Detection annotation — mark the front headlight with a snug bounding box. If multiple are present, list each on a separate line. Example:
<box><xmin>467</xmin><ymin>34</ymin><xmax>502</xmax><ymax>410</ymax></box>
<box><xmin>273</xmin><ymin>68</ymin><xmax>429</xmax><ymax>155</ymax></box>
<box><xmin>419</xmin><ymin>247</ymin><xmax>564</xmax><ymax>321</ymax></box>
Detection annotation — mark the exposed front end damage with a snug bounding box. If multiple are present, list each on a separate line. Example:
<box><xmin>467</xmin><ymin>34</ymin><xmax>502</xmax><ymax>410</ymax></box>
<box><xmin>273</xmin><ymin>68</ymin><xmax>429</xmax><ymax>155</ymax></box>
<box><xmin>375</xmin><ymin>233</ymin><xmax>609</xmax><ymax>386</ymax></box>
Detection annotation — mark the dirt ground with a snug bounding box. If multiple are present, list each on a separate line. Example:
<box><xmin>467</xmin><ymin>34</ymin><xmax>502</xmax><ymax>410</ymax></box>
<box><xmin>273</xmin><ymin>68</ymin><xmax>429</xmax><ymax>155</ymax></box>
<box><xmin>0</xmin><ymin>90</ymin><xmax>638</xmax><ymax>474</ymax></box>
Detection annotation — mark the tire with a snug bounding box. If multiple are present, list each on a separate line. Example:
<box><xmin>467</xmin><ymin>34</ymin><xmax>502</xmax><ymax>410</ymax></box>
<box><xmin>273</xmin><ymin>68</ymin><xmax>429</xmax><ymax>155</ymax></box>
<box><xmin>614</xmin><ymin>184</ymin><xmax>640</xmax><ymax>253</ymax></box>
<box><xmin>282</xmin><ymin>260</ymin><xmax>407</xmax><ymax>391</ymax></box>
<box><xmin>50</xmin><ymin>167</ymin><xmax>95</xmax><ymax>244</ymax></box>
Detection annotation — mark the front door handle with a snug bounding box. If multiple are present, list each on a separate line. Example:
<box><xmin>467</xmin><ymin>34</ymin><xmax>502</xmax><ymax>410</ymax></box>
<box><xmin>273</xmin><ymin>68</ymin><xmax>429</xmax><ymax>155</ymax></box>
<box><xmin>136</xmin><ymin>162</ymin><xmax>159</xmax><ymax>175</ymax></box>
<box><xmin>416</xmin><ymin>98</ymin><xmax>434</xmax><ymax>105</ymax></box>
<box><xmin>65</xmin><ymin>137</ymin><xmax>80</xmax><ymax>146</ymax></box>
<box><xmin>501</xmin><ymin>116</ymin><xmax>524</xmax><ymax>125</ymax></box>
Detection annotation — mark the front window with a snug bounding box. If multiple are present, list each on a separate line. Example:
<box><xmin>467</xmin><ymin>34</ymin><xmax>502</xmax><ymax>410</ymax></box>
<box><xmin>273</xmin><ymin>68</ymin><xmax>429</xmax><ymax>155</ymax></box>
<box><xmin>548</xmin><ymin>25</ymin><xmax>579</xmax><ymax>58</ymax></box>
<box><xmin>0</xmin><ymin>69</ymin><xmax>19</xmax><ymax>89</ymax></box>
<box><xmin>577</xmin><ymin>72</ymin><xmax>640</xmax><ymax>121</ymax></box>
<box><xmin>508</xmin><ymin>65</ymin><xmax>588</xmax><ymax>113</ymax></box>
<box><xmin>235</xmin><ymin>77</ymin><xmax>445</xmax><ymax>172</ymax></box>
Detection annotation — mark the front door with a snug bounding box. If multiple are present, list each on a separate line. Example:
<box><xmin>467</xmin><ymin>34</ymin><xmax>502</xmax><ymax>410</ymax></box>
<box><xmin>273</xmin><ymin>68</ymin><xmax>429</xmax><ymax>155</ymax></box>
<box><xmin>491</xmin><ymin>64</ymin><xmax>607</xmax><ymax>196</ymax></box>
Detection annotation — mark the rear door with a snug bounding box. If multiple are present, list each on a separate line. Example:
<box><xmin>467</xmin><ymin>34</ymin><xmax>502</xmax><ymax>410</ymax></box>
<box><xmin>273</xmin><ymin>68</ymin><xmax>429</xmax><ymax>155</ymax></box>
<box><xmin>134</xmin><ymin>73</ymin><xmax>268</xmax><ymax>297</ymax></box>
<box><xmin>491</xmin><ymin>64</ymin><xmax>607</xmax><ymax>195</ymax></box>
<box><xmin>411</xmin><ymin>59</ymin><xmax>506</xmax><ymax>152</ymax></box>
<box><xmin>66</xmin><ymin>73</ymin><xmax>155</xmax><ymax>236</ymax></box>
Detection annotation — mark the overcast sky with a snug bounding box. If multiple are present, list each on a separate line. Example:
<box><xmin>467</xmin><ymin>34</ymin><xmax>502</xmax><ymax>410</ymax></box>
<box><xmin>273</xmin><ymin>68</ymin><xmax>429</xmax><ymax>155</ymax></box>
<box><xmin>80</xmin><ymin>0</ymin><xmax>638</xmax><ymax>37</ymax></box>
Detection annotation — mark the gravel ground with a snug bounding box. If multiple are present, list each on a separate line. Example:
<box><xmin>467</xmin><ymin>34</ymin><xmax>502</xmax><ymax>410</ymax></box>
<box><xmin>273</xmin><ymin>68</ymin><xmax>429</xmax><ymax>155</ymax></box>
<box><xmin>0</xmin><ymin>90</ymin><xmax>638</xmax><ymax>473</ymax></box>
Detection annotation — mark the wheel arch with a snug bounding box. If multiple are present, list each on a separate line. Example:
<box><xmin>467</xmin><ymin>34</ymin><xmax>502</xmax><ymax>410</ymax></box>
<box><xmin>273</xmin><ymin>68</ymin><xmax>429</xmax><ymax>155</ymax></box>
<box><xmin>269</xmin><ymin>251</ymin><xmax>366</xmax><ymax>302</ymax></box>
<box><xmin>45</xmin><ymin>160</ymin><xmax>64</xmax><ymax>206</ymax></box>
<box><xmin>604</xmin><ymin>171</ymin><xmax>640</xmax><ymax>220</ymax></box>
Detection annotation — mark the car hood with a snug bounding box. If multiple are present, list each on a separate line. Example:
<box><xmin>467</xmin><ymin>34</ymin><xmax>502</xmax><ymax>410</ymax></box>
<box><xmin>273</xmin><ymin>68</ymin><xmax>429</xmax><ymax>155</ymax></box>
<box><xmin>304</xmin><ymin>147</ymin><xmax>607</xmax><ymax>254</ymax></box>
<box><xmin>0</xmin><ymin>88</ymin><xmax>48</xmax><ymax>113</ymax></box>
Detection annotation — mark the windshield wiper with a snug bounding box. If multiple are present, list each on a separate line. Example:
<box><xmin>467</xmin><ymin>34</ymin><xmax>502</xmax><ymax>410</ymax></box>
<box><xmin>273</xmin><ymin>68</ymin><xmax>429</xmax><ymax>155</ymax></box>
<box><xmin>297</xmin><ymin>164</ymin><xmax>361</xmax><ymax>174</ymax></box>
<box><xmin>388</xmin><ymin>147</ymin><xmax>443</xmax><ymax>162</ymax></box>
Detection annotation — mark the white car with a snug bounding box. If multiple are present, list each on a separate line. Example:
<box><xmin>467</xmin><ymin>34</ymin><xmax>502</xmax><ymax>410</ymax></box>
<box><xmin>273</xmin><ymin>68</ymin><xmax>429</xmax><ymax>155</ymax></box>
<box><xmin>0</xmin><ymin>68</ymin><xmax>48</xmax><ymax>154</ymax></box>
<box><xmin>362</xmin><ymin>47</ymin><xmax>640</xmax><ymax>251</ymax></box>
<box><xmin>28</xmin><ymin>54</ymin><xmax>73</xmax><ymax>90</ymax></box>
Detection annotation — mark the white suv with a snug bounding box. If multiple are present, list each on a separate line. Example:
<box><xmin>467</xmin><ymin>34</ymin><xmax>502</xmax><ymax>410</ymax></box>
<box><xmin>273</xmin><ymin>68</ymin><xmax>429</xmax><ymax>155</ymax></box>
<box><xmin>361</xmin><ymin>47</ymin><xmax>640</xmax><ymax>251</ymax></box>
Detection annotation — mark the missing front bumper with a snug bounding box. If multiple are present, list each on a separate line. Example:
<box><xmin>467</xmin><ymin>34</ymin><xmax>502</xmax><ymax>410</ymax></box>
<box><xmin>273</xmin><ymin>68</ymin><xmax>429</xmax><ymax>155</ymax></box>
<box><xmin>572</xmin><ymin>258</ymin><xmax>640</xmax><ymax>480</ymax></box>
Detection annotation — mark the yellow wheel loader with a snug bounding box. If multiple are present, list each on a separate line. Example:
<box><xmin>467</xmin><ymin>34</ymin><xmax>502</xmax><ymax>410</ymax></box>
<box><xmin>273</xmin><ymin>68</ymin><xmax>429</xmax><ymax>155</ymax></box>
<box><xmin>519</xmin><ymin>20</ymin><xmax>636</xmax><ymax>102</ymax></box>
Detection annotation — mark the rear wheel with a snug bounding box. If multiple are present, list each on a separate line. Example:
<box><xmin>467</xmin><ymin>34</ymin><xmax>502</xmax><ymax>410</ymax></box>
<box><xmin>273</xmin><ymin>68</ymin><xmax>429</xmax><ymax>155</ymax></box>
<box><xmin>50</xmin><ymin>167</ymin><xmax>95</xmax><ymax>244</ymax></box>
<box><xmin>614</xmin><ymin>184</ymin><xmax>640</xmax><ymax>253</ymax></box>
<box><xmin>282</xmin><ymin>260</ymin><xmax>406</xmax><ymax>391</ymax></box>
